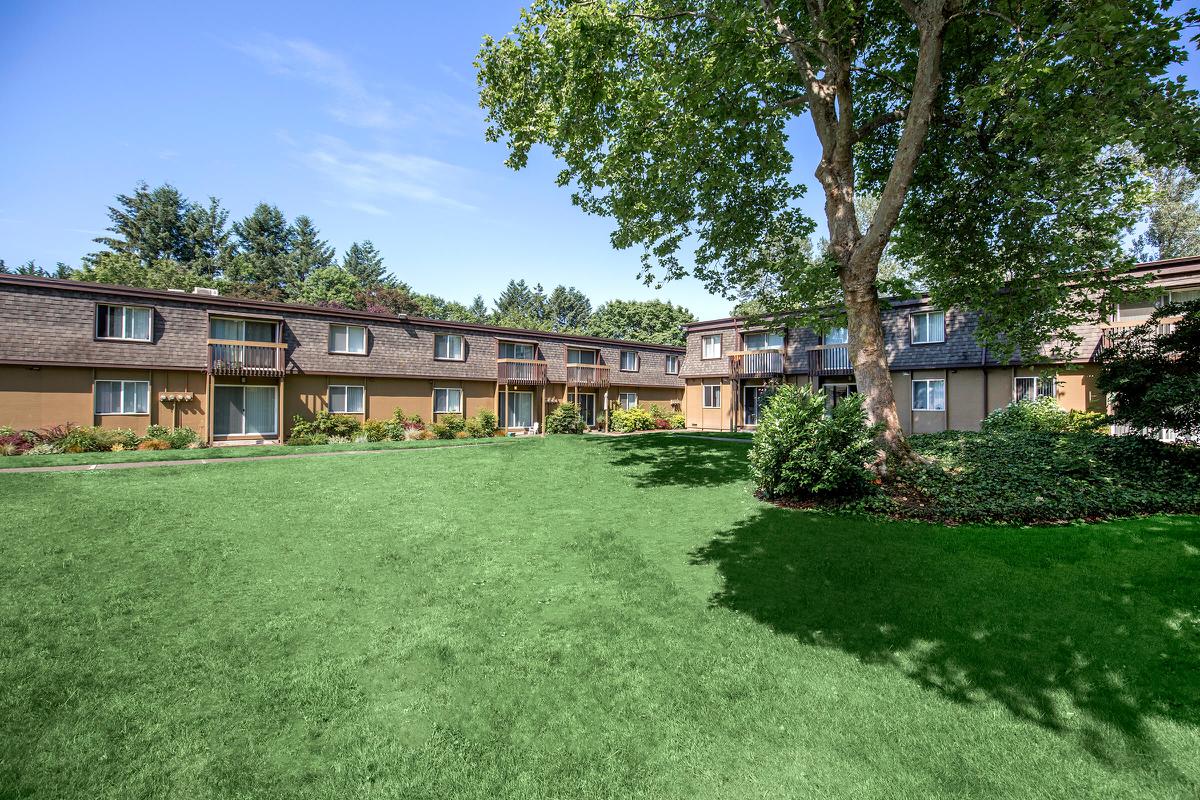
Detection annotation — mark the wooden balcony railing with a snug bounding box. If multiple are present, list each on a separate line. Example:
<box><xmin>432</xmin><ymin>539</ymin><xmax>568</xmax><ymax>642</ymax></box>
<box><xmin>497</xmin><ymin>358</ymin><xmax>548</xmax><ymax>385</ymax></box>
<box><xmin>1099</xmin><ymin>319</ymin><xmax>1179</xmax><ymax>354</ymax></box>
<box><xmin>728</xmin><ymin>348</ymin><xmax>784</xmax><ymax>377</ymax></box>
<box><xmin>806</xmin><ymin>344</ymin><xmax>853</xmax><ymax>375</ymax></box>
<box><xmin>566</xmin><ymin>363</ymin><xmax>610</xmax><ymax>387</ymax></box>
<box><xmin>208</xmin><ymin>340</ymin><xmax>285</xmax><ymax>376</ymax></box>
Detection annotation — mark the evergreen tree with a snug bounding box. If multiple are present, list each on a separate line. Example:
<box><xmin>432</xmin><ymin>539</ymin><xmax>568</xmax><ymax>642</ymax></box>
<box><xmin>546</xmin><ymin>285</ymin><xmax>592</xmax><ymax>331</ymax></box>
<box><xmin>289</xmin><ymin>216</ymin><xmax>336</xmax><ymax>294</ymax></box>
<box><xmin>1134</xmin><ymin>166</ymin><xmax>1200</xmax><ymax>261</ymax></box>
<box><xmin>94</xmin><ymin>182</ymin><xmax>189</xmax><ymax>264</ymax></box>
<box><xmin>230</xmin><ymin>203</ymin><xmax>294</xmax><ymax>290</ymax></box>
<box><xmin>15</xmin><ymin>260</ymin><xmax>49</xmax><ymax>277</ymax></box>
<box><xmin>493</xmin><ymin>279</ymin><xmax>549</xmax><ymax>328</ymax></box>
<box><xmin>468</xmin><ymin>295</ymin><xmax>489</xmax><ymax>322</ymax></box>
<box><xmin>181</xmin><ymin>197</ymin><xmax>233</xmax><ymax>277</ymax></box>
<box><xmin>53</xmin><ymin>262</ymin><xmax>74</xmax><ymax>279</ymax></box>
<box><xmin>342</xmin><ymin>240</ymin><xmax>388</xmax><ymax>289</ymax></box>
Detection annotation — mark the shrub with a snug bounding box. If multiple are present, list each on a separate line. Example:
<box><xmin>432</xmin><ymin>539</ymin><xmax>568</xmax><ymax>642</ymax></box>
<box><xmin>37</xmin><ymin>423</ymin><xmax>77</xmax><ymax>445</ymax></box>
<box><xmin>362</xmin><ymin>419</ymin><xmax>390</xmax><ymax>442</ymax></box>
<box><xmin>0</xmin><ymin>432</ymin><xmax>33</xmax><ymax>455</ymax></box>
<box><xmin>981</xmin><ymin>398</ymin><xmax>1106</xmax><ymax>435</ymax></box>
<box><xmin>25</xmin><ymin>442</ymin><xmax>60</xmax><ymax>456</ymax></box>
<box><xmin>749</xmin><ymin>384</ymin><xmax>880</xmax><ymax>500</ymax></box>
<box><xmin>403</xmin><ymin>427</ymin><xmax>424</xmax><ymax>441</ymax></box>
<box><xmin>454</xmin><ymin>430</ymin><xmax>470</xmax><ymax>439</ymax></box>
<box><xmin>137</xmin><ymin>438</ymin><xmax>171</xmax><ymax>451</ymax></box>
<box><xmin>286</xmin><ymin>432</ymin><xmax>329</xmax><ymax>446</ymax></box>
<box><xmin>145</xmin><ymin>424</ymin><xmax>203</xmax><ymax>449</ymax></box>
<box><xmin>327</xmin><ymin>435</ymin><xmax>351</xmax><ymax>444</ymax></box>
<box><xmin>474</xmin><ymin>409</ymin><xmax>498</xmax><ymax>437</ymax></box>
<box><xmin>546</xmin><ymin>402</ymin><xmax>585</xmax><ymax>434</ymax></box>
<box><xmin>418</xmin><ymin>428</ymin><xmax>437</xmax><ymax>440</ymax></box>
<box><xmin>439</xmin><ymin>414</ymin><xmax>466</xmax><ymax>436</ymax></box>
<box><xmin>859</xmin><ymin>429</ymin><xmax>1200</xmax><ymax>524</ymax></box>
<box><xmin>430</xmin><ymin>422</ymin><xmax>453</xmax><ymax>439</ymax></box>
<box><xmin>465</xmin><ymin>417</ymin><xmax>485</xmax><ymax>438</ymax></box>
<box><xmin>668</xmin><ymin>413</ymin><xmax>686</xmax><ymax>429</ymax></box>
<box><xmin>610</xmin><ymin>406</ymin><xmax>656</xmax><ymax>433</ymax></box>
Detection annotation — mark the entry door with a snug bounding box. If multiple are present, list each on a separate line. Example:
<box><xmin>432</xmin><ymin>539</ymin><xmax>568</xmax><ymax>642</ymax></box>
<box><xmin>504</xmin><ymin>391</ymin><xmax>534</xmax><ymax>429</ymax></box>
<box><xmin>571</xmin><ymin>392</ymin><xmax>596</xmax><ymax>426</ymax></box>
<box><xmin>214</xmin><ymin>385</ymin><xmax>278</xmax><ymax>436</ymax></box>
<box><xmin>743</xmin><ymin>385</ymin><xmax>769</xmax><ymax>426</ymax></box>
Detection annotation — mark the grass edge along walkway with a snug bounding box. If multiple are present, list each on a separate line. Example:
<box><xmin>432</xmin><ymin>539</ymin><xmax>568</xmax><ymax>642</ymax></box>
<box><xmin>0</xmin><ymin>437</ymin><xmax>532</xmax><ymax>473</ymax></box>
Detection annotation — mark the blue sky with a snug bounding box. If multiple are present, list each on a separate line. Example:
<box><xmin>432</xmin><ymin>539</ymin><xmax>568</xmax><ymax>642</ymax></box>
<box><xmin>1</xmin><ymin>2</ymin><xmax>1196</xmax><ymax>321</ymax></box>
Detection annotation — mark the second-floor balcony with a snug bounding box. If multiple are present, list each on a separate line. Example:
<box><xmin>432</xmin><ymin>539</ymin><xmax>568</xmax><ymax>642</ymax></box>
<box><xmin>497</xmin><ymin>358</ymin><xmax>548</xmax><ymax>385</ymax></box>
<box><xmin>1099</xmin><ymin>318</ymin><xmax>1179</xmax><ymax>356</ymax></box>
<box><xmin>566</xmin><ymin>363</ymin><xmax>610</xmax><ymax>387</ymax></box>
<box><xmin>208</xmin><ymin>340</ymin><xmax>285</xmax><ymax>377</ymax></box>
<box><xmin>807</xmin><ymin>344</ymin><xmax>853</xmax><ymax>376</ymax></box>
<box><xmin>728</xmin><ymin>348</ymin><xmax>784</xmax><ymax>377</ymax></box>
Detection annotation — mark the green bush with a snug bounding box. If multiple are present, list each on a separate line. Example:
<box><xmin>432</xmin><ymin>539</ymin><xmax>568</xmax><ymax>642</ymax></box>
<box><xmin>58</xmin><ymin>426</ymin><xmax>140</xmax><ymax>453</ymax></box>
<box><xmin>749</xmin><ymin>384</ymin><xmax>881</xmax><ymax>499</ymax></box>
<box><xmin>362</xmin><ymin>419</ymin><xmax>390</xmax><ymax>442</ymax></box>
<box><xmin>291</xmin><ymin>411</ymin><xmax>361</xmax><ymax>440</ymax></box>
<box><xmin>668</xmin><ymin>413</ymin><xmax>686</xmax><ymax>429</ymax></box>
<box><xmin>981</xmin><ymin>398</ymin><xmax>1106</xmax><ymax>435</ymax></box>
<box><xmin>858</xmin><ymin>430</ymin><xmax>1200</xmax><ymax>524</ymax></box>
<box><xmin>144</xmin><ymin>424</ymin><xmax>202</xmax><ymax>449</ymax></box>
<box><xmin>546</xmin><ymin>402</ymin><xmax>586</xmax><ymax>434</ymax></box>
<box><xmin>610</xmin><ymin>406</ymin><xmax>656</xmax><ymax>433</ymax></box>
<box><xmin>439</xmin><ymin>414</ymin><xmax>466</xmax><ymax>436</ymax></box>
<box><xmin>474</xmin><ymin>409</ymin><xmax>498</xmax><ymax>437</ymax></box>
<box><xmin>430</xmin><ymin>421</ymin><xmax>453</xmax><ymax>439</ymax></box>
<box><xmin>286</xmin><ymin>432</ymin><xmax>329</xmax><ymax>446</ymax></box>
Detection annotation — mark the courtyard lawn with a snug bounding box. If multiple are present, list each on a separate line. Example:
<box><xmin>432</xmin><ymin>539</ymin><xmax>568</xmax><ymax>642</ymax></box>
<box><xmin>1</xmin><ymin>436</ymin><xmax>1197</xmax><ymax>799</ymax></box>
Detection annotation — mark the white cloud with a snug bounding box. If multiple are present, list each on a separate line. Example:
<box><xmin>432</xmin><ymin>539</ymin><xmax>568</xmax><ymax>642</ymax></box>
<box><xmin>347</xmin><ymin>201</ymin><xmax>389</xmax><ymax>217</ymax></box>
<box><xmin>295</xmin><ymin>135</ymin><xmax>476</xmax><ymax>211</ymax></box>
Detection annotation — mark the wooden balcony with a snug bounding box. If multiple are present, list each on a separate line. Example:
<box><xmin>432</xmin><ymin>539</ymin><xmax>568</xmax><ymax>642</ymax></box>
<box><xmin>728</xmin><ymin>348</ymin><xmax>784</xmax><ymax>378</ymax></box>
<box><xmin>565</xmin><ymin>363</ymin><xmax>610</xmax><ymax>387</ymax></box>
<box><xmin>497</xmin><ymin>358</ymin><xmax>548</xmax><ymax>385</ymax></box>
<box><xmin>1099</xmin><ymin>319</ymin><xmax>1179</xmax><ymax>354</ymax></box>
<box><xmin>208</xmin><ymin>340</ymin><xmax>285</xmax><ymax>376</ymax></box>
<box><xmin>806</xmin><ymin>344</ymin><xmax>853</xmax><ymax>376</ymax></box>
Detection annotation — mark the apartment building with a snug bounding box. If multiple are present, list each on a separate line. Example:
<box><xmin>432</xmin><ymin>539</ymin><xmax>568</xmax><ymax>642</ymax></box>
<box><xmin>0</xmin><ymin>276</ymin><xmax>685</xmax><ymax>442</ymax></box>
<box><xmin>679</xmin><ymin>257</ymin><xmax>1200</xmax><ymax>433</ymax></box>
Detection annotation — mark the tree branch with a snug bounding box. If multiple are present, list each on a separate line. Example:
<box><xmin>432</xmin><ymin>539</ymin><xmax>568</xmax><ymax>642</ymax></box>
<box><xmin>853</xmin><ymin>106</ymin><xmax>909</xmax><ymax>143</ymax></box>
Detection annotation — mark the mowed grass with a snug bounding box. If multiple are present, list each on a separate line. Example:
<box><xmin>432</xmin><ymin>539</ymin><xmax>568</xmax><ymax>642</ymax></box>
<box><xmin>1</xmin><ymin>436</ymin><xmax>1198</xmax><ymax>799</ymax></box>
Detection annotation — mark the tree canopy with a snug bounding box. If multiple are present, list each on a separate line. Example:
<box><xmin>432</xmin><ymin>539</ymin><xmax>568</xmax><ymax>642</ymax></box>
<box><xmin>588</xmin><ymin>299</ymin><xmax>696</xmax><ymax>345</ymax></box>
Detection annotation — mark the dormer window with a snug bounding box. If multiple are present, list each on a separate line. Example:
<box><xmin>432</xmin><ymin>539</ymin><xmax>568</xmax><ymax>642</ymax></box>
<box><xmin>743</xmin><ymin>332</ymin><xmax>783</xmax><ymax>350</ymax></box>
<box><xmin>911</xmin><ymin>311</ymin><xmax>945</xmax><ymax>344</ymax></box>
<box><xmin>329</xmin><ymin>323</ymin><xmax>367</xmax><ymax>354</ymax></box>
<box><xmin>434</xmin><ymin>333</ymin><xmax>464</xmax><ymax>360</ymax></box>
<box><xmin>96</xmin><ymin>304</ymin><xmax>151</xmax><ymax>342</ymax></box>
<box><xmin>211</xmin><ymin>317</ymin><xmax>277</xmax><ymax>343</ymax></box>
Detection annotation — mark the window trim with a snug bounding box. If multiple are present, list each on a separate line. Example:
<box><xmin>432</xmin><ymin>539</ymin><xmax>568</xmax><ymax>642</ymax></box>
<box><xmin>665</xmin><ymin>354</ymin><xmax>680</xmax><ymax>375</ymax></box>
<box><xmin>911</xmin><ymin>378</ymin><xmax>946</xmax><ymax>412</ymax></box>
<box><xmin>498</xmin><ymin>341</ymin><xmax>536</xmax><ymax>361</ymax></box>
<box><xmin>327</xmin><ymin>323</ymin><xmax>367</xmax><ymax>355</ymax></box>
<box><xmin>1013</xmin><ymin>375</ymin><xmax>1056</xmax><ymax>403</ymax></box>
<box><xmin>701</xmin><ymin>334</ymin><xmax>723</xmax><ymax>360</ymax></box>
<box><xmin>619</xmin><ymin>350</ymin><xmax>639</xmax><ymax>372</ymax></box>
<box><xmin>213</xmin><ymin>383</ymin><xmax>279</xmax><ymax>437</ymax></box>
<box><xmin>95</xmin><ymin>303</ymin><xmax>153</xmax><ymax>343</ymax></box>
<box><xmin>433</xmin><ymin>333</ymin><xmax>466</xmax><ymax>362</ymax></box>
<box><xmin>566</xmin><ymin>347</ymin><xmax>598</xmax><ymax>365</ymax></box>
<box><xmin>702</xmin><ymin>382</ymin><xmax>722</xmax><ymax>409</ymax></box>
<box><xmin>617</xmin><ymin>392</ymin><xmax>639</xmax><ymax>410</ymax></box>
<box><xmin>742</xmin><ymin>331</ymin><xmax>784</xmax><ymax>351</ymax></box>
<box><xmin>910</xmin><ymin>311</ymin><xmax>946</xmax><ymax>345</ymax></box>
<box><xmin>328</xmin><ymin>384</ymin><xmax>365</xmax><ymax>414</ymax></box>
<box><xmin>94</xmin><ymin>380</ymin><xmax>151</xmax><ymax>416</ymax></box>
<box><xmin>433</xmin><ymin>386</ymin><xmax>463</xmax><ymax>415</ymax></box>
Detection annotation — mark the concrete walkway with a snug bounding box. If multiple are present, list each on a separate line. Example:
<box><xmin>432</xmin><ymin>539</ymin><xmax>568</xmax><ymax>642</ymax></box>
<box><xmin>0</xmin><ymin>439</ymin><xmax>516</xmax><ymax>475</ymax></box>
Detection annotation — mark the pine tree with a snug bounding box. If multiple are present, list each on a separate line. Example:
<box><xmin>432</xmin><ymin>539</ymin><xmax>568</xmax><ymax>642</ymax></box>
<box><xmin>94</xmin><ymin>182</ymin><xmax>189</xmax><ymax>264</ymax></box>
<box><xmin>181</xmin><ymin>197</ymin><xmax>233</xmax><ymax>277</ymax></box>
<box><xmin>289</xmin><ymin>216</ymin><xmax>336</xmax><ymax>294</ymax></box>
<box><xmin>342</xmin><ymin>240</ymin><xmax>388</xmax><ymax>289</ymax></box>
<box><xmin>230</xmin><ymin>203</ymin><xmax>294</xmax><ymax>290</ymax></box>
<box><xmin>1135</xmin><ymin>166</ymin><xmax>1200</xmax><ymax>261</ymax></box>
<box><xmin>468</xmin><ymin>295</ymin><xmax>489</xmax><ymax>322</ymax></box>
<box><xmin>546</xmin><ymin>285</ymin><xmax>592</xmax><ymax>331</ymax></box>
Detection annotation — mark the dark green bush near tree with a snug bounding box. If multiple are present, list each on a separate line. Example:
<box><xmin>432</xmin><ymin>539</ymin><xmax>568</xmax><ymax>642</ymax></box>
<box><xmin>546</xmin><ymin>402</ymin><xmax>585</xmax><ymax>434</ymax></box>
<box><xmin>981</xmin><ymin>398</ymin><xmax>1107</xmax><ymax>434</ymax></box>
<box><xmin>857</xmin><ymin>431</ymin><xmax>1200</xmax><ymax>524</ymax></box>
<box><xmin>749</xmin><ymin>384</ymin><xmax>880</xmax><ymax>499</ymax></box>
<box><xmin>1098</xmin><ymin>300</ymin><xmax>1200</xmax><ymax>436</ymax></box>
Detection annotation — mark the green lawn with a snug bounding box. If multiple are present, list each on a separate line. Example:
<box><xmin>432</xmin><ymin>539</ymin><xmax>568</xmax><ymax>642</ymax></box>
<box><xmin>1</xmin><ymin>436</ymin><xmax>1197</xmax><ymax>799</ymax></box>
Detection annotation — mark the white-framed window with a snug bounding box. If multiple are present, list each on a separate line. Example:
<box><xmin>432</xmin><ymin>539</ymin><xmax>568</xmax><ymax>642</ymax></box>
<box><xmin>328</xmin><ymin>323</ymin><xmax>366</xmax><ymax>354</ymax></box>
<box><xmin>434</xmin><ymin>333</ymin><xmax>465</xmax><ymax>360</ymax></box>
<box><xmin>743</xmin><ymin>332</ymin><xmax>783</xmax><ymax>350</ymax></box>
<box><xmin>567</xmin><ymin>348</ymin><xmax>597</xmax><ymax>364</ymax></box>
<box><xmin>620</xmin><ymin>350</ymin><xmax>639</xmax><ymax>371</ymax></box>
<box><xmin>94</xmin><ymin>380</ymin><xmax>150</xmax><ymax>415</ymax></box>
<box><xmin>824</xmin><ymin>326</ymin><xmax>849</xmax><ymax>345</ymax></box>
<box><xmin>912</xmin><ymin>379</ymin><xmax>946</xmax><ymax>411</ymax></box>
<box><xmin>703</xmin><ymin>383</ymin><xmax>722</xmax><ymax>408</ymax></box>
<box><xmin>211</xmin><ymin>317</ymin><xmax>276</xmax><ymax>342</ymax></box>
<box><xmin>910</xmin><ymin>311</ymin><xmax>945</xmax><ymax>344</ymax></box>
<box><xmin>499</xmin><ymin>341</ymin><xmax>535</xmax><ymax>360</ymax></box>
<box><xmin>1014</xmin><ymin>376</ymin><xmax>1056</xmax><ymax>403</ymax></box>
<box><xmin>96</xmin><ymin>304</ymin><xmax>151</xmax><ymax>341</ymax></box>
<box><xmin>328</xmin><ymin>385</ymin><xmax>365</xmax><ymax>414</ymax></box>
<box><xmin>433</xmin><ymin>387</ymin><xmax>463</xmax><ymax>414</ymax></box>
<box><xmin>665</xmin><ymin>354</ymin><xmax>680</xmax><ymax>374</ymax></box>
<box><xmin>618</xmin><ymin>392</ymin><xmax>638</xmax><ymax>409</ymax></box>
<box><xmin>702</xmin><ymin>334</ymin><xmax>722</xmax><ymax>359</ymax></box>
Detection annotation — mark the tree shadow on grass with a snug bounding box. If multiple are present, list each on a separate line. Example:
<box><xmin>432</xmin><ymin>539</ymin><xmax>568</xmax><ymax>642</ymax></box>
<box><xmin>598</xmin><ymin>435</ymin><xmax>751</xmax><ymax>488</ymax></box>
<box><xmin>692</xmin><ymin>508</ymin><xmax>1200</xmax><ymax>771</ymax></box>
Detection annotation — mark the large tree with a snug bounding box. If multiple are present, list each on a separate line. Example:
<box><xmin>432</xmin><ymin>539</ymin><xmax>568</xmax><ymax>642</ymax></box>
<box><xmin>1134</xmin><ymin>166</ymin><xmax>1200</xmax><ymax>261</ymax></box>
<box><xmin>587</xmin><ymin>299</ymin><xmax>696</xmax><ymax>346</ymax></box>
<box><xmin>94</xmin><ymin>182</ymin><xmax>191</xmax><ymax>265</ymax></box>
<box><xmin>230</xmin><ymin>203</ymin><xmax>294</xmax><ymax>290</ymax></box>
<box><xmin>289</xmin><ymin>215</ymin><xmax>336</xmax><ymax>292</ymax></box>
<box><xmin>342</xmin><ymin>240</ymin><xmax>389</xmax><ymax>289</ymax></box>
<box><xmin>478</xmin><ymin>0</ymin><xmax>1200</xmax><ymax>459</ymax></box>
<box><xmin>546</xmin><ymin>284</ymin><xmax>594</xmax><ymax>330</ymax></box>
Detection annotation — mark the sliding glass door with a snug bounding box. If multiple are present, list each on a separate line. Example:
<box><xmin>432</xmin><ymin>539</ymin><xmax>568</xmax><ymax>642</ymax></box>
<box><xmin>213</xmin><ymin>385</ymin><xmax>278</xmax><ymax>437</ymax></box>
<box><xmin>499</xmin><ymin>391</ymin><xmax>534</xmax><ymax>429</ymax></box>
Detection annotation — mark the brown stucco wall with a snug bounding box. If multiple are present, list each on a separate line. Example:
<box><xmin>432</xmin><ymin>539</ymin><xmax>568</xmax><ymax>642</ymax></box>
<box><xmin>684</xmin><ymin>378</ymin><xmax>734</xmax><ymax>430</ymax></box>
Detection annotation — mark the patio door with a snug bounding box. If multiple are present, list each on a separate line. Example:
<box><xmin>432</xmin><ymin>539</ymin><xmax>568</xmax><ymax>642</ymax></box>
<box><xmin>500</xmin><ymin>391</ymin><xmax>534</xmax><ymax>429</ymax></box>
<box><xmin>569</xmin><ymin>391</ymin><xmax>596</xmax><ymax>426</ymax></box>
<box><xmin>213</xmin><ymin>385</ymin><xmax>278</xmax><ymax>437</ymax></box>
<box><xmin>743</xmin><ymin>385</ymin><xmax>771</xmax><ymax>426</ymax></box>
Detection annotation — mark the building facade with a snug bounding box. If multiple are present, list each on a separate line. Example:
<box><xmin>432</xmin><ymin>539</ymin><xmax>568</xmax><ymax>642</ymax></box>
<box><xmin>0</xmin><ymin>276</ymin><xmax>685</xmax><ymax>442</ymax></box>
<box><xmin>679</xmin><ymin>258</ymin><xmax>1200</xmax><ymax>433</ymax></box>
